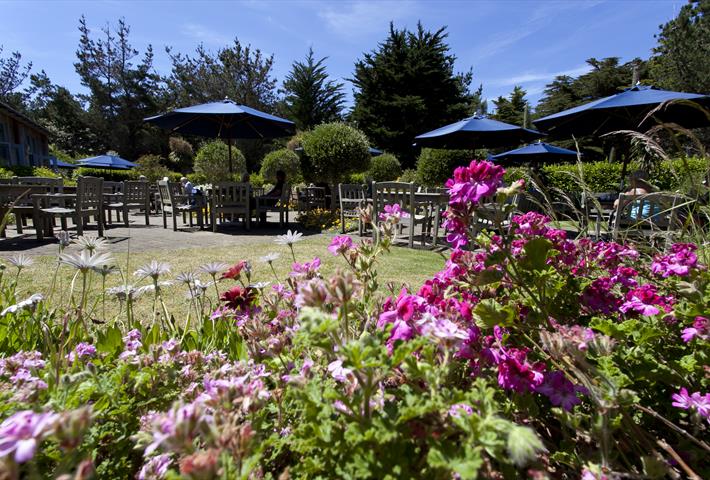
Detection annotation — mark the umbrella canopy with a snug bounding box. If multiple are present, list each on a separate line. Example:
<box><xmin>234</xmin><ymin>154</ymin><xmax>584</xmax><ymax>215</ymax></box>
<box><xmin>49</xmin><ymin>156</ymin><xmax>78</xmax><ymax>169</ymax></box>
<box><xmin>144</xmin><ymin>98</ymin><xmax>295</xmax><ymax>172</ymax></box>
<box><xmin>77</xmin><ymin>155</ymin><xmax>137</xmax><ymax>170</ymax></box>
<box><xmin>414</xmin><ymin>115</ymin><xmax>543</xmax><ymax>149</ymax></box>
<box><xmin>491</xmin><ymin>141</ymin><xmax>579</xmax><ymax>164</ymax></box>
<box><xmin>533</xmin><ymin>85</ymin><xmax>710</xmax><ymax>137</ymax></box>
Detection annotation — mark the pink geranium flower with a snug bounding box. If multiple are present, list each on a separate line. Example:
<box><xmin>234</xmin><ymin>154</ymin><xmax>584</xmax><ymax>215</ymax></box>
<box><xmin>0</xmin><ymin>410</ymin><xmax>58</xmax><ymax>463</ymax></box>
<box><xmin>672</xmin><ymin>387</ymin><xmax>710</xmax><ymax>422</ymax></box>
<box><xmin>327</xmin><ymin>236</ymin><xmax>353</xmax><ymax>256</ymax></box>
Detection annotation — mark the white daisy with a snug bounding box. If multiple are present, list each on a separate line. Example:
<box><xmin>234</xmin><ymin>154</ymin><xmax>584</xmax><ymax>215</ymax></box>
<box><xmin>259</xmin><ymin>253</ymin><xmax>281</xmax><ymax>264</ymax></box>
<box><xmin>134</xmin><ymin>261</ymin><xmax>171</xmax><ymax>280</ymax></box>
<box><xmin>74</xmin><ymin>235</ymin><xmax>109</xmax><ymax>253</ymax></box>
<box><xmin>1</xmin><ymin>293</ymin><xmax>44</xmax><ymax>316</ymax></box>
<box><xmin>7</xmin><ymin>254</ymin><xmax>33</xmax><ymax>270</ymax></box>
<box><xmin>60</xmin><ymin>251</ymin><xmax>113</xmax><ymax>273</ymax></box>
<box><xmin>274</xmin><ymin>230</ymin><xmax>303</xmax><ymax>246</ymax></box>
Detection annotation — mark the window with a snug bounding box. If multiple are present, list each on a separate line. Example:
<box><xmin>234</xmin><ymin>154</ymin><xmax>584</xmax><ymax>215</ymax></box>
<box><xmin>0</xmin><ymin>121</ymin><xmax>10</xmax><ymax>166</ymax></box>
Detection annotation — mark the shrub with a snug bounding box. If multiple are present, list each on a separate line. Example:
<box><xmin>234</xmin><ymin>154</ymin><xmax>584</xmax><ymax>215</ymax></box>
<box><xmin>134</xmin><ymin>154</ymin><xmax>171</xmax><ymax>182</ymax></box>
<box><xmin>651</xmin><ymin>156</ymin><xmax>709</xmax><ymax>192</ymax></box>
<box><xmin>416</xmin><ymin>148</ymin><xmax>474</xmax><ymax>186</ymax></box>
<box><xmin>186</xmin><ymin>172</ymin><xmax>207</xmax><ymax>185</ymax></box>
<box><xmin>0</xmin><ymin>168</ymin><xmax>13</xmax><ymax>179</ymax></box>
<box><xmin>32</xmin><ymin>166</ymin><xmax>62</xmax><ymax>178</ymax></box>
<box><xmin>260</xmin><ymin>148</ymin><xmax>301</xmax><ymax>184</ymax></box>
<box><xmin>503</xmin><ymin>166</ymin><xmax>527</xmax><ymax>185</ymax></box>
<box><xmin>75</xmin><ymin>168</ymin><xmax>134</xmax><ymax>182</ymax></box>
<box><xmin>398</xmin><ymin>168</ymin><xmax>418</xmax><ymax>183</ymax></box>
<box><xmin>194</xmin><ymin>141</ymin><xmax>246</xmax><ymax>184</ymax></box>
<box><xmin>168</xmin><ymin>137</ymin><xmax>194</xmax><ymax>172</ymax></box>
<box><xmin>249</xmin><ymin>172</ymin><xmax>265</xmax><ymax>189</ymax></box>
<box><xmin>367</xmin><ymin>153</ymin><xmax>402</xmax><ymax>182</ymax></box>
<box><xmin>301</xmin><ymin>122</ymin><xmax>371</xmax><ymax>185</ymax></box>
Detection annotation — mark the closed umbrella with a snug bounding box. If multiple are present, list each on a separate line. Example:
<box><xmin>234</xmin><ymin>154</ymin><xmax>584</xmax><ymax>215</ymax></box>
<box><xmin>492</xmin><ymin>141</ymin><xmax>580</xmax><ymax>164</ymax></box>
<box><xmin>533</xmin><ymin>85</ymin><xmax>710</xmax><ymax>137</ymax></box>
<box><xmin>144</xmin><ymin>98</ymin><xmax>296</xmax><ymax>173</ymax></box>
<box><xmin>414</xmin><ymin>115</ymin><xmax>543</xmax><ymax>149</ymax></box>
<box><xmin>77</xmin><ymin>154</ymin><xmax>137</xmax><ymax>170</ymax></box>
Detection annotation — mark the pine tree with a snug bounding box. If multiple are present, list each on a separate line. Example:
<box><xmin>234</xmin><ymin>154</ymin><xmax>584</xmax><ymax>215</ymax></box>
<box><xmin>351</xmin><ymin>22</ymin><xmax>475</xmax><ymax>167</ymax></box>
<box><xmin>280</xmin><ymin>48</ymin><xmax>345</xmax><ymax>130</ymax></box>
<box><xmin>0</xmin><ymin>46</ymin><xmax>32</xmax><ymax>109</ymax></box>
<box><xmin>492</xmin><ymin>86</ymin><xmax>529</xmax><ymax>127</ymax></box>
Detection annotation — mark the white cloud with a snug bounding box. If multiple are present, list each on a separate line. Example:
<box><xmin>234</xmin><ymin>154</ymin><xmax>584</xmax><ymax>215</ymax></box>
<box><xmin>487</xmin><ymin>64</ymin><xmax>592</xmax><ymax>87</ymax></box>
<box><xmin>180</xmin><ymin>23</ymin><xmax>231</xmax><ymax>46</ymax></box>
<box><xmin>317</xmin><ymin>0</ymin><xmax>417</xmax><ymax>40</ymax></box>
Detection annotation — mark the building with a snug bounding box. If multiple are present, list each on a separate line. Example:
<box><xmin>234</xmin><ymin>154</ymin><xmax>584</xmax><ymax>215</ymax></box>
<box><xmin>0</xmin><ymin>100</ymin><xmax>50</xmax><ymax>168</ymax></box>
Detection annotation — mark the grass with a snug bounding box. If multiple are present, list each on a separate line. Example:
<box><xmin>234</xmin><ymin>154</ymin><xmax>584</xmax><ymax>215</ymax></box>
<box><xmin>6</xmin><ymin>235</ymin><xmax>446</xmax><ymax>322</ymax></box>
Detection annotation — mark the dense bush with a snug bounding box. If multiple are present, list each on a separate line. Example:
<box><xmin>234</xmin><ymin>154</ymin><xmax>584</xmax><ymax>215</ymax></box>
<box><xmin>260</xmin><ymin>148</ymin><xmax>301</xmax><ymax>184</ymax></box>
<box><xmin>0</xmin><ymin>168</ymin><xmax>14</xmax><ymax>179</ymax></box>
<box><xmin>367</xmin><ymin>153</ymin><xmax>402</xmax><ymax>182</ymax></box>
<box><xmin>194</xmin><ymin>141</ymin><xmax>246</xmax><ymax>184</ymax></box>
<box><xmin>167</xmin><ymin>137</ymin><xmax>194</xmax><ymax>172</ymax></box>
<box><xmin>301</xmin><ymin>122</ymin><xmax>371</xmax><ymax>184</ymax></box>
<box><xmin>416</xmin><ymin>148</ymin><xmax>474</xmax><ymax>186</ymax></box>
<box><xmin>133</xmin><ymin>154</ymin><xmax>171</xmax><ymax>182</ymax></box>
<box><xmin>398</xmin><ymin>168</ymin><xmax>418</xmax><ymax>183</ymax></box>
<box><xmin>651</xmin><ymin>156</ymin><xmax>709</xmax><ymax>191</ymax></box>
<box><xmin>75</xmin><ymin>168</ymin><xmax>134</xmax><ymax>182</ymax></box>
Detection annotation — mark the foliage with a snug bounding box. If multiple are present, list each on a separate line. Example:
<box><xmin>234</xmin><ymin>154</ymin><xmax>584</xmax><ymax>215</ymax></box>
<box><xmin>248</xmin><ymin>172</ymin><xmax>265</xmax><ymax>189</ymax></box>
<box><xmin>0</xmin><ymin>46</ymin><xmax>31</xmax><ymax>108</ymax></box>
<box><xmin>167</xmin><ymin>137</ymin><xmax>194</xmax><ymax>172</ymax></box>
<box><xmin>133</xmin><ymin>154</ymin><xmax>171</xmax><ymax>182</ymax></box>
<box><xmin>165</xmin><ymin>39</ymin><xmax>277</xmax><ymax>111</ymax></box>
<box><xmin>295</xmin><ymin>207</ymin><xmax>340</xmax><ymax>231</ymax></box>
<box><xmin>31</xmin><ymin>166</ymin><xmax>61</xmax><ymax>179</ymax></box>
<box><xmin>0</xmin><ymin>168</ymin><xmax>14</xmax><ymax>179</ymax></box>
<box><xmin>301</xmin><ymin>122</ymin><xmax>371</xmax><ymax>185</ymax></box>
<box><xmin>194</xmin><ymin>141</ymin><xmax>247</xmax><ymax>184</ymax></box>
<box><xmin>492</xmin><ymin>86</ymin><xmax>530</xmax><ymax>127</ymax></box>
<box><xmin>280</xmin><ymin>48</ymin><xmax>345</xmax><ymax>130</ymax></box>
<box><xmin>540</xmin><ymin>161</ymin><xmax>625</xmax><ymax>194</ymax></box>
<box><xmin>649</xmin><ymin>0</ymin><xmax>710</xmax><ymax>94</ymax></box>
<box><xmin>367</xmin><ymin>153</ymin><xmax>402</xmax><ymax>182</ymax></box>
<box><xmin>416</xmin><ymin>148</ymin><xmax>474</xmax><ymax>186</ymax></box>
<box><xmin>260</xmin><ymin>148</ymin><xmax>301</xmax><ymax>184</ymax></box>
<box><xmin>351</xmin><ymin>22</ymin><xmax>475</xmax><ymax>167</ymax></box>
<box><xmin>74</xmin><ymin>17</ymin><xmax>163</xmax><ymax>160</ymax></box>
<box><xmin>75</xmin><ymin>167</ymin><xmax>134</xmax><ymax>182</ymax></box>
<box><xmin>398</xmin><ymin>168</ymin><xmax>418</xmax><ymax>183</ymax></box>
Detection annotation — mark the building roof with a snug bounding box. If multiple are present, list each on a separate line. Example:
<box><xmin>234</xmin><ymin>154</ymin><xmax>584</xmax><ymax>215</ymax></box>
<box><xmin>0</xmin><ymin>100</ymin><xmax>50</xmax><ymax>136</ymax></box>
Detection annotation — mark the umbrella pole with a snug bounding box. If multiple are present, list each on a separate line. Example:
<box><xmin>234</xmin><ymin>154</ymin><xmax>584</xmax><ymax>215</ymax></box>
<box><xmin>228</xmin><ymin>137</ymin><xmax>233</xmax><ymax>174</ymax></box>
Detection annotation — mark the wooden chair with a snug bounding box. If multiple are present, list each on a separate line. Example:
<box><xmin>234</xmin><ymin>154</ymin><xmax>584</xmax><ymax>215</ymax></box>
<box><xmin>611</xmin><ymin>192</ymin><xmax>682</xmax><ymax>243</ymax></box>
<box><xmin>106</xmin><ymin>181</ymin><xmax>150</xmax><ymax>227</ymax></box>
<box><xmin>157</xmin><ymin>180</ymin><xmax>203</xmax><ymax>231</ymax></box>
<box><xmin>38</xmin><ymin>176</ymin><xmax>104</xmax><ymax>238</ymax></box>
<box><xmin>256</xmin><ymin>183</ymin><xmax>291</xmax><ymax>227</ymax></box>
<box><xmin>11</xmin><ymin>177</ymin><xmax>63</xmax><ymax>232</ymax></box>
<box><xmin>338</xmin><ymin>183</ymin><xmax>367</xmax><ymax>235</ymax></box>
<box><xmin>210</xmin><ymin>182</ymin><xmax>251</xmax><ymax>232</ymax></box>
<box><xmin>373</xmin><ymin>182</ymin><xmax>428</xmax><ymax>248</ymax></box>
<box><xmin>0</xmin><ymin>185</ymin><xmax>50</xmax><ymax>237</ymax></box>
<box><xmin>297</xmin><ymin>186</ymin><xmax>327</xmax><ymax>213</ymax></box>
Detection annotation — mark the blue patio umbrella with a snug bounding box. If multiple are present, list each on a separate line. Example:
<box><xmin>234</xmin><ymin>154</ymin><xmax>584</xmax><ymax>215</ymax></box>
<box><xmin>144</xmin><ymin>98</ymin><xmax>296</xmax><ymax>172</ymax></box>
<box><xmin>77</xmin><ymin>154</ymin><xmax>137</xmax><ymax>170</ymax></box>
<box><xmin>414</xmin><ymin>115</ymin><xmax>543</xmax><ymax>150</ymax></box>
<box><xmin>49</xmin><ymin>156</ymin><xmax>78</xmax><ymax>169</ymax></box>
<box><xmin>533</xmin><ymin>85</ymin><xmax>710</xmax><ymax>137</ymax></box>
<box><xmin>492</xmin><ymin>141</ymin><xmax>580</xmax><ymax>164</ymax></box>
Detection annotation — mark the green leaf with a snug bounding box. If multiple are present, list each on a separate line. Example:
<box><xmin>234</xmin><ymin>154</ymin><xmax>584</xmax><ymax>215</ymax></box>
<box><xmin>521</xmin><ymin>238</ymin><xmax>553</xmax><ymax>271</ymax></box>
<box><xmin>473</xmin><ymin>299</ymin><xmax>515</xmax><ymax>328</ymax></box>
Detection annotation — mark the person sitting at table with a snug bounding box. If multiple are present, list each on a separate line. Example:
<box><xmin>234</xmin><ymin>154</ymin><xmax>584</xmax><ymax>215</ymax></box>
<box><xmin>611</xmin><ymin>171</ymin><xmax>658</xmax><ymax>223</ymax></box>
<box><xmin>241</xmin><ymin>172</ymin><xmax>251</xmax><ymax>183</ymax></box>
<box><xmin>258</xmin><ymin>170</ymin><xmax>287</xmax><ymax>222</ymax></box>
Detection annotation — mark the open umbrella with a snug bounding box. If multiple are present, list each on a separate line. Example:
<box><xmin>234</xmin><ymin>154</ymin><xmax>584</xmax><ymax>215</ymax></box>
<box><xmin>533</xmin><ymin>85</ymin><xmax>710</xmax><ymax>137</ymax></box>
<box><xmin>144</xmin><ymin>98</ymin><xmax>296</xmax><ymax>172</ymax></box>
<box><xmin>414</xmin><ymin>115</ymin><xmax>543</xmax><ymax>150</ymax></box>
<box><xmin>491</xmin><ymin>141</ymin><xmax>580</xmax><ymax>164</ymax></box>
<box><xmin>50</xmin><ymin>156</ymin><xmax>78</xmax><ymax>169</ymax></box>
<box><xmin>77</xmin><ymin>154</ymin><xmax>137</xmax><ymax>170</ymax></box>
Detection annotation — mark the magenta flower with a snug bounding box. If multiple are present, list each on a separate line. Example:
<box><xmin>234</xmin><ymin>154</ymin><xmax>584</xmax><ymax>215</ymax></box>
<box><xmin>445</xmin><ymin>160</ymin><xmax>505</xmax><ymax>207</ymax></box>
<box><xmin>672</xmin><ymin>387</ymin><xmax>710</xmax><ymax>422</ymax></box>
<box><xmin>0</xmin><ymin>410</ymin><xmax>58</xmax><ymax>463</ymax></box>
<box><xmin>289</xmin><ymin>257</ymin><xmax>321</xmax><ymax>278</ymax></box>
<box><xmin>536</xmin><ymin>371</ymin><xmax>587</xmax><ymax>411</ymax></box>
<box><xmin>448</xmin><ymin>403</ymin><xmax>474</xmax><ymax>418</ymax></box>
<box><xmin>378</xmin><ymin>203</ymin><xmax>410</xmax><ymax>223</ymax></box>
<box><xmin>496</xmin><ymin>348</ymin><xmax>545</xmax><ymax>393</ymax></box>
<box><xmin>681</xmin><ymin>316</ymin><xmax>709</xmax><ymax>343</ymax></box>
<box><xmin>67</xmin><ymin>342</ymin><xmax>96</xmax><ymax>363</ymax></box>
<box><xmin>138</xmin><ymin>453</ymin><xmax>172</xmax><ymax>480</ymax></box>
<box><xmin>327</xmin><ymin>360</ymin><xmax>352</xmax><ymax>382</ymax></box>
<box><xmin>651</xmin><ymin>243</ymin><xmax>698</xmax><ymax>278</ymax></box>
<box><xmin>328</xmin><ymin>235</ymin><xmax>353</xmax><ymax>256</ymax></box>
<box><xmin>619</xmin><ymin>284</ymin><xmax>671</xmax><ymax>317</ymax></box>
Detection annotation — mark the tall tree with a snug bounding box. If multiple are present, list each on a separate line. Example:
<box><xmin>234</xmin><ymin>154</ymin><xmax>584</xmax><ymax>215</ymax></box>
<box><xmin>535</xmin><ymin>57</ymin><xmax>646</xmax><ymax>118</ymax></box>
<box><xmin>0</xmin><ymin>46</ymin><xmax>32</xmax><ymax>109</ymax></box>
<box><xmin>166</xmin><ymin>40</ymin><xmax>278</xmax><ymax>110</ymax></box>
<box><xmin>351</xmin><ymin>22</ymin><xmax>475</xmax><ymax>166</ymax></box>
<box><xmin>649</xmin><ymin>0</ymin><xmax>710</xmax><ymax>94</ymax></box>
<box><xmin>280</xmin><ymin>48</ymin><xmax>345</xmax><ymax>130</ymax></box>
<box><xmin>74</xmin><ymin>16</ymin><xmax>163</xmax><ymax>159</ymax></box>
<box><xmin>492</xmin><ymin>86</ymin><xmax>529</xmax><ymax>127</ymax></box>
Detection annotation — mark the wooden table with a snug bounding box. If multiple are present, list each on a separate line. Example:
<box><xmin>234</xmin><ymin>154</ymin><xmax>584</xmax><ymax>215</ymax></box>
<box><xmin>0</xmin><ymin>185</ymin><xmax>54</xmax><ymax>238</ymax></box>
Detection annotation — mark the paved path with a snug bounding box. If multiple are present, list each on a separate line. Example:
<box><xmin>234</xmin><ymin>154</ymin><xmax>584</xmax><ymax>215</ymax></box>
<box><xmin>0</xmin><ymin>212</ymin><xmax>313</xmax><ymax>256</ymax></box>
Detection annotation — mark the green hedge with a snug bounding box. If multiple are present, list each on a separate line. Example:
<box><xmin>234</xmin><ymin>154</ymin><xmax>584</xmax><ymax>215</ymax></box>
<box><xmin>416</xmin><ymin>148</ymin><xmax>475</xmax><ymax>186</ymax></box>
<box><xmin>260</xmin><ymin>148</ymin><xmax>301</xmax><ymax>184</ymax></box>
<box><xmin>75</xmin><ymin>168</ymin><xmax>135</xmax><ymax>182</ymax></box>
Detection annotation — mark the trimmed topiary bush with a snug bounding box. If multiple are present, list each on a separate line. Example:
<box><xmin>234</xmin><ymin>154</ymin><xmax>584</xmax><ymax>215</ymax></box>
<box><xmin>367</xmin><ymin>153</ymin><xmax>402</xmax><ymax>182</ymax></box>
<box><xmin>416</xmin><ymin>148</ymin><xmax>475</xmax><ymax>186</ymax></box>
<box><xmin>194</xmin><ymin>141</ymin><xmax>246</xmax><ymax>184</ymax></box>
<box><xmin>260</xmin><ymin>148</ymin><xmax>301</xmax><ymax>184</ymax></box>
<box><xmin>301</xmin><ymin>122</ymin><xmax>371</xmax><ymax>184</ymax></box>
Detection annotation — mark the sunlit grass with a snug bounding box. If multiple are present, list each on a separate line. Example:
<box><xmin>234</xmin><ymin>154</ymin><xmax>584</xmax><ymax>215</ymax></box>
<box><xmin>6</xmin><ymin>235</ymin><xmax>446</xmax><ymax>322</ymax></box>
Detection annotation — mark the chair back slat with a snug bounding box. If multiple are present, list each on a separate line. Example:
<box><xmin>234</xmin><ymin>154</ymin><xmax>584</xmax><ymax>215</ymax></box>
<box><xmin>373</xmin><ymin>182</ymin><xmax>415</xmax><ymax>218</ymax></box>
<box><xmin>76</xmin><ymin>176</ymin><xmax>104</xmax><ymax>211</ymax></box>
<box><xmin>103</xmin><ymin>181</ymin><xmax>124</xmax><ymax>194</ymax></box>
<box><xmin>123</xmin><ymin>181</ymin><xmax>149</xmax><ymax>204</ymax></box>
<box><xmin>12</xmin><ymin>176</ymin><xmax>63</xmax><ymax>193</ymax></box>
<box><xmin>212</xmin><ymin>182</ymin><xmax>251</xmax><ymax>207</ymax></box>
<box><xmin>613</xmin><ymin>193</ymin><xmax>681</xmax><ymax>233</ymax></box>
<box><xmin>157</xmin><ymin>180</ymin><xmax>175</xmax><ymax>209</ymax></box>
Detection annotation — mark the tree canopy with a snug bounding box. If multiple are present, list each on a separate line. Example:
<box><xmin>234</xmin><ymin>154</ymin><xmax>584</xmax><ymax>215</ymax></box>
<box><xmin>350</xmin><ymin>22</ymin><xmax>475</xmax><ymax>167</ymax></box>
<box><xmin>280</xmin><ymin>48</ymin><xmax>345</xmax><ymax>131</ymax></box>
<box><xmin>492</xmin><ymin>86</ymin><xmax>530</xmax><ymax>127</ymax></box>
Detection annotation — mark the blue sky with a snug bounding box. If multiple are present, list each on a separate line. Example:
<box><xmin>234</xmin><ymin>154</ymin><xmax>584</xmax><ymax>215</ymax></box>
<box><xmin>1</xmin><ymin>0</ymin><xmax>681</xmax><ymax>111</ymax></box>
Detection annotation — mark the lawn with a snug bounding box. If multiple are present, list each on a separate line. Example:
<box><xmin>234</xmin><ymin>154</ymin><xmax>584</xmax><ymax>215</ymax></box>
<box><xmin>8</xmin><ymin>234</ymin><xmax>447</xmax><ymax>321</ymax></box>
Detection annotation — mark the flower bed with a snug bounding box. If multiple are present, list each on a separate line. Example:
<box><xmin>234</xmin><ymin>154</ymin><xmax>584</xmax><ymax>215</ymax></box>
<box><xmin>0</xmin><ymin>160</ymin><xmax>707</xmax><ymax>479</ymax></box>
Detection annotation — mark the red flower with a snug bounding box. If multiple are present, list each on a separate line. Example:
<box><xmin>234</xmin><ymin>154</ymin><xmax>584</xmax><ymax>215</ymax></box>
<box><xmin>221</xmin><ymin>261</ymin><xmax>248</xmax><ymax>280</ymax></box>
<box><xmin>220</xmin><ymin>286</ymin><xmax>256</xmax><ymax>312</ymax></box>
